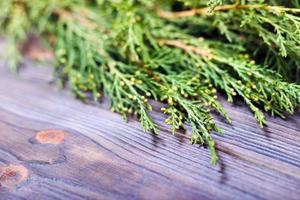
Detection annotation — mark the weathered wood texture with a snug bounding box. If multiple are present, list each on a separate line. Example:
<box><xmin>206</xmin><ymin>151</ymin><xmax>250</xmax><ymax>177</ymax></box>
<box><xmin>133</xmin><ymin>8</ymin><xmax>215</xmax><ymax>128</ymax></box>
<box><xmin>0</xmin><ymin>44</ymin><xmax>300</xmax><ymax>200</ymax></box>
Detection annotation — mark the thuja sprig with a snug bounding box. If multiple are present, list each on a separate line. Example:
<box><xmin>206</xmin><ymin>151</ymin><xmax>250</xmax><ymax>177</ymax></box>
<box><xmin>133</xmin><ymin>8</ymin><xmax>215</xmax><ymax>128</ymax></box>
<box><xmin>0</xmin><ymin>0</ymin><xmax>30</xmax><ymax>71</ymax></box>
<box><xmin>1</xmin><ymin>0</ymin><xmax>300</xmax><ymax>164</ymax></box>
<box><xmin>156</xmin><ymin>32</ymin><xmax>300</xmax><ymax>127</ymax></box>
<box><xmin>157</xmin><ymin>73</ymin><xmax>222</xmax><ymax>164</ymax></box>
<box><xmin>45</xmin><ymin>3</ymin><xmax>159</xmax><ymax>134</ymax></box>
<box><xmin>158</xmin><ymin>0</ymin><xmax>300</xmax><ymax>81</ymax></box>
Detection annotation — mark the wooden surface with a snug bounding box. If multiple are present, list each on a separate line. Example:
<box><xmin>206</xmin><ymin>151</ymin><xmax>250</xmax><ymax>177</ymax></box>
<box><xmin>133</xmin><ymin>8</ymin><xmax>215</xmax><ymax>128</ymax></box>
<box><xmin>0</xmin><ymin>42</ymin><xmax>300</xmax><ymax>200</ymax></box>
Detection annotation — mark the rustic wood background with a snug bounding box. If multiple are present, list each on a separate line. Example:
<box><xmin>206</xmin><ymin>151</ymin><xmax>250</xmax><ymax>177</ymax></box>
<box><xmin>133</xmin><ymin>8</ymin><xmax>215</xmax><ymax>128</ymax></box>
<box><xmin>0</xmin><ymin>39</ymin><xmax>299</xmax><ymax>200</ymax></box>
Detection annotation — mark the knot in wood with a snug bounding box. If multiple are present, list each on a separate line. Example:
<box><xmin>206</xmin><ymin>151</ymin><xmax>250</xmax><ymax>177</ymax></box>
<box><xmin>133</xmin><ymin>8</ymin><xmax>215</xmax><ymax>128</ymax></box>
<box><xmin>0</xmin><ymin>164</ymin><xmax>29</xmax><ymax>188</ymax></box>
<box><xmin>36</xmin><ymin>130</ymin><xmax>66</xmax><ymax>144</ymax></box>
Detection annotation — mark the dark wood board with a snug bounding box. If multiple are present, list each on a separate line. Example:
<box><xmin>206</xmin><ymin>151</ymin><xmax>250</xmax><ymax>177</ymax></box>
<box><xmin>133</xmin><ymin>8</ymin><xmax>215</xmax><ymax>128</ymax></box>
<box><xmin>0</xmin><ymin>40</ymin><xmax>299</xmax><ymax>200</ymax></box>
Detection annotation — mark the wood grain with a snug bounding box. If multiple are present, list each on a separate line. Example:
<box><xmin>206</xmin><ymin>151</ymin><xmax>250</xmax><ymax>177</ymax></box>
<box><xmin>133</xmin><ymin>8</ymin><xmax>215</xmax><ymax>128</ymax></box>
<box><xmin>0</xmin><ymin>42</ymin><xmax>299</xmax><ymax>199</ymax></box>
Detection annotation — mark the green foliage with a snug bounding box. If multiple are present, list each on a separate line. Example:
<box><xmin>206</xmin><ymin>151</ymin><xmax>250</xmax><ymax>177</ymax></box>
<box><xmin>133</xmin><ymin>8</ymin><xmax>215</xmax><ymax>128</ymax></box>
<box><xmin>0</xmin><ymin>0</ymin><xmax>299</xmax><ymax>164</ymax></box>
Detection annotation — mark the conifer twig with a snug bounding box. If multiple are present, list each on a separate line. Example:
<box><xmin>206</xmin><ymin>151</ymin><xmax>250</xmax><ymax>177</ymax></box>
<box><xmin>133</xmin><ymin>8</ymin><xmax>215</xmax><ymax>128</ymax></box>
<box><xmin>1</xmin><ymin>0</ymin><xmax>299</xmax><ymax>164</ymax></box>
<box><xmin>158</xmin><ymin>4</ymin><xmax>300</xmax><ymax>19</ymax></box>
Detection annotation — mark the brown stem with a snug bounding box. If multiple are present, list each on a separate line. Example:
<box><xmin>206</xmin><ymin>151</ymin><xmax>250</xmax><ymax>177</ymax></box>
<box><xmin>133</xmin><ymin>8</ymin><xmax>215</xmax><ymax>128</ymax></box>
<box><xmin>158</xmin><ymin>39</ymin><xmax>213</xmax><ymax>60</ymax></box>
<box><xmin>55</xmin><ymin>8</ymin><xmax>97</xmax><ymax>29</ymax></box>
<box><xmin>158</xmin><ymin>4</ymin><xmax>300</xmax><ymax>19</ymax></box>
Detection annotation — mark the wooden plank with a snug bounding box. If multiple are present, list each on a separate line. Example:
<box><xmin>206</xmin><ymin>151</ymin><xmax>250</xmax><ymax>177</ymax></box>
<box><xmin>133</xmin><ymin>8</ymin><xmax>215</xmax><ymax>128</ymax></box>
<box><xmin>0</xmin><ymin>49</ymin><xmax>299</xmax><ymax>199</ymax></box>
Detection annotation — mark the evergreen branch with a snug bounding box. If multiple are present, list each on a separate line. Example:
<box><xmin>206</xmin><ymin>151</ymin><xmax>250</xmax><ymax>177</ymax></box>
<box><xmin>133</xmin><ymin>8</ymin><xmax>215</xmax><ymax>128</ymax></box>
<box><xmin>0</xmin><ymin>0</ymin><xmax>299</xmax><ymax>164</ymax></box>
<box><xmin>158</xmin><ymin>4</ymin><xmax>300</xmax><ymax>19</ymax></box>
